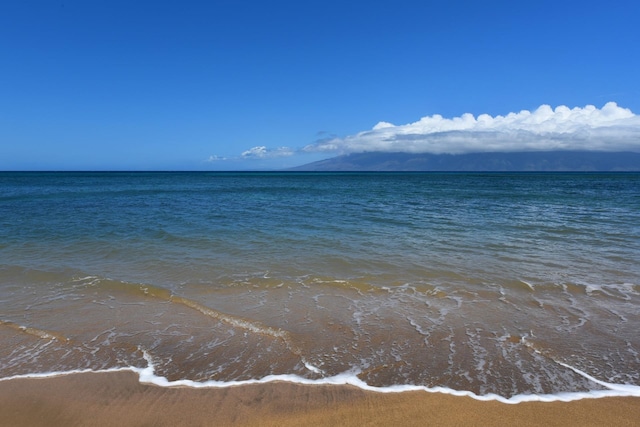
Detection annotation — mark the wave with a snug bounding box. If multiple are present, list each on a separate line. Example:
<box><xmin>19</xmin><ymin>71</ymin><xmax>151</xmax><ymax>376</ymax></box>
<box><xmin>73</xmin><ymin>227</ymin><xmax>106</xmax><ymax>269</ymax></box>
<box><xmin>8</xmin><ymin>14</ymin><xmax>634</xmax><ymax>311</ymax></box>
<box><xmin>4</xmin><ymin>276</ymin><xmax>323</xmax><ymax>377</ymax></box>
<box><xmin>2</xmin><ymin>273</ymin><xmax>639</xmax><ymax>399</ymax></box>
<box><xmin>1</xmin><ymin>349</ymin><xmax>639</xmax><ymax>404</ymax></box>
<box><xmin>98</xmin><ymin>279</ymin><xmax>320</xmax><ymax>369</ymax></box>
<box><xmin>0</xmin><ymin>320</ymin><xmax>69</xmax><ymax>343</ymax></box>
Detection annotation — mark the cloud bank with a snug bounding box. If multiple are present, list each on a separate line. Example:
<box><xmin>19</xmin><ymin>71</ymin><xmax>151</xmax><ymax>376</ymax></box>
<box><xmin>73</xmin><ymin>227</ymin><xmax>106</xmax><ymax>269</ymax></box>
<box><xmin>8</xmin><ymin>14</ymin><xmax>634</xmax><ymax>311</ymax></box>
<box><xmin>304</xmin><ymin>102</ymin><xmax>640</xmax><ymax>155</ymax></box>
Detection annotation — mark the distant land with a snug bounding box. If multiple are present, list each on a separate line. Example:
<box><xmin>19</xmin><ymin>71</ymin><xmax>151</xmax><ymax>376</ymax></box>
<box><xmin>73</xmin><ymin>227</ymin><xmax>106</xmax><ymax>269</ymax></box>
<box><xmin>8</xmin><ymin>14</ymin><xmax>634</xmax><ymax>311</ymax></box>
<box><xmin>289</xmin><ymin>151</ymin><xmax>640</xmax><ymax>172</ymax></box>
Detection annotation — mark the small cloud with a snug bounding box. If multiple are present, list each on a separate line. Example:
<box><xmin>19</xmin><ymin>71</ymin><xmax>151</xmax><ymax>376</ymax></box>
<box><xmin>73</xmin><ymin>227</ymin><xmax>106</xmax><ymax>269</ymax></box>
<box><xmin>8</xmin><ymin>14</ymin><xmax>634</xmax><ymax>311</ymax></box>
<box><xmin>304</xmin><ymin>102</ymin><xmax>640</xmax><ymax>154</ymax></box>
<box><xmin>241</xmin><ymin>146</ymin><xmax>294</xmax><ymax>159</ymax></box>
<box><xmin>241</xmin><ymin>146</ymin><xmax>268</xmax><ymax>158</ymax></box>
<box><xmin>207</xmin><ymin>155</ymin><xmax>227</xmax><ymax>162</ymax></box>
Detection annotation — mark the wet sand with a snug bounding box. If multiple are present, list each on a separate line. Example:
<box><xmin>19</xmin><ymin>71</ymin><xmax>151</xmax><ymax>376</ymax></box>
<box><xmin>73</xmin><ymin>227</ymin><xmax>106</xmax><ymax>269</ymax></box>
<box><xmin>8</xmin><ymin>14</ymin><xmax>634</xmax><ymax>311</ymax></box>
<box><xmin>0</xmin><ymin>371</ymin><xmax>638</xmax><ymax>427</ymax></box>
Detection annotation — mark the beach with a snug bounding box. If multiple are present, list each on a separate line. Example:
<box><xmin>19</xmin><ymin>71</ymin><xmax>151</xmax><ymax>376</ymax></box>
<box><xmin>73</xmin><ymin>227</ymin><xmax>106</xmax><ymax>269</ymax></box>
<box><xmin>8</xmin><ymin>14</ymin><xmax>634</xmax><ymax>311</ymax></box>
<box><xmin>1</xmin><ymin>371</ymin><xmax>639</xmax><ymax>427</ymax></box>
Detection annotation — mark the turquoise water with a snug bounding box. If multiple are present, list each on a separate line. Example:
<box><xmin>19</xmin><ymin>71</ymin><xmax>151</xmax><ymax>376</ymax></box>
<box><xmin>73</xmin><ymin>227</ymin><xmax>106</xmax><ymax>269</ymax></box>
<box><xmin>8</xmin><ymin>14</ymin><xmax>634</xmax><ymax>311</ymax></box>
<box><xmin>1</xmin><ymin>172</ymin><xmax>639</xmax><ymax>400</ymax></box>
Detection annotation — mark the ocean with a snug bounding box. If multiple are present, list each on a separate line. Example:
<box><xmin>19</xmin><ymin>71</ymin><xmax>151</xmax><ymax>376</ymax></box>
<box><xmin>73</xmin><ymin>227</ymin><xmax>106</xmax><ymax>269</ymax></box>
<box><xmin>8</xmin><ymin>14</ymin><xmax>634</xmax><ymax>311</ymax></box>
<box><xmin>1</xmin><ymin>171</ymin><xmax>639</xmax><ymax>402</ymax></box>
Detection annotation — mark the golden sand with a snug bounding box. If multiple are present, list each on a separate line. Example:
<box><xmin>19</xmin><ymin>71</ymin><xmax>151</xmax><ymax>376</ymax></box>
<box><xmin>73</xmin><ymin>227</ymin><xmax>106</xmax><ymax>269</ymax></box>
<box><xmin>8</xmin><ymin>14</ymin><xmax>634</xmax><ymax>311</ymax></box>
<box><xmin>1</xmin><ymin>371</ymin><xmax>639</xmax><ymax>426</ymax></box>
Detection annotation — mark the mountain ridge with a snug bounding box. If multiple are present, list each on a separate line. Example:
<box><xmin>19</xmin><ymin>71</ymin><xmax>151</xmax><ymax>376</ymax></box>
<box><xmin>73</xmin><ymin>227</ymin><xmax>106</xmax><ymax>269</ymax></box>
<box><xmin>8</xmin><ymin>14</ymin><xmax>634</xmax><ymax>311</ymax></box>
<box><xmin>288</xmin><ymin>151</ymin><xmax>640</xmax><ymax>172</ymax></box>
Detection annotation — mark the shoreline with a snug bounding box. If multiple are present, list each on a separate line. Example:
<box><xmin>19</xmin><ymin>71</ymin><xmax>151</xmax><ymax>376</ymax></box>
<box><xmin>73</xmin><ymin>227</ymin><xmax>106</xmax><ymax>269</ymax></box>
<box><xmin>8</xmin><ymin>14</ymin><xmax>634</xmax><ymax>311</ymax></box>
<box><xmin>1</xmin><ymin>371</ymin><xmax>639</xmax><ymax>426</ymax></box>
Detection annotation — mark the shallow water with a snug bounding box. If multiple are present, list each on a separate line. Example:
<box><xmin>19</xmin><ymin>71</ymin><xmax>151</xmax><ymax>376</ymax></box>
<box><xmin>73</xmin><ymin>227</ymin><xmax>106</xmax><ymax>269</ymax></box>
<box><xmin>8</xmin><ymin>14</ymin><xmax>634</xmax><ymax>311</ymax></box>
<box><xmin>1</xmin><ymin>172</ymin><xmax>639</xmax><ymax>400</ymax></box>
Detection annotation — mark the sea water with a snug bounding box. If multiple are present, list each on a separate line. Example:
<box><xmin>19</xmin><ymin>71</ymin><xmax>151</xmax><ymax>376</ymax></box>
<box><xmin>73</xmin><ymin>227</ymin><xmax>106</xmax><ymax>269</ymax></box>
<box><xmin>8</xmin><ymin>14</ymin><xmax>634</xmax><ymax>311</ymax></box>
<box><xmin>1</xmin><ymin>171</ymin><xmax>639</xmax><ymax>402</ymax></box>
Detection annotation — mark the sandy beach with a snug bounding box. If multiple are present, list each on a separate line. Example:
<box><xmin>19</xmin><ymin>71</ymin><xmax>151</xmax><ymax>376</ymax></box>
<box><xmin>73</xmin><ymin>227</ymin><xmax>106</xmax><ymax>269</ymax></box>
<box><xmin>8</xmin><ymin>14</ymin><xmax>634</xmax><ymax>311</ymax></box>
<box><xmin>0</xmin><ymin>371</ymin><xmax>638</xmax><ymax>427</ymax></box>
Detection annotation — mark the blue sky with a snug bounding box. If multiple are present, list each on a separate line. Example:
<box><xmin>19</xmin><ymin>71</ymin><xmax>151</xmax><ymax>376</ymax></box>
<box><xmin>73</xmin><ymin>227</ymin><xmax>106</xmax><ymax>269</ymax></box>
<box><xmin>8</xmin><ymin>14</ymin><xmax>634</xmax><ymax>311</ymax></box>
<box><xmin>1</xmin><ymin>1</ymin><xmax>639</xmax><ymax>170</ymax></box>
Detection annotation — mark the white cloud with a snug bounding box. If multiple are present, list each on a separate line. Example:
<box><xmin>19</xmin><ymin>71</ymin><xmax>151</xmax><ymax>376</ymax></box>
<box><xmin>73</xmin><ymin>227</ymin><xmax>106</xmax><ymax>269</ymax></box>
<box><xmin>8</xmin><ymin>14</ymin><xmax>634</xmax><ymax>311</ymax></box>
<box><xmin>241</xmin><ymin>146</ymin><xmax>294</xmax><ymax>159</ymax></box>
<box><xmin>206</xmin><ymin>155</ymin><xmax>227</xmax><ymax>162</ymax></box>
<box><xmin>241</xmin><ymin>146</ymin><xmax>268</xmax><ymax>158</ymax></box>
<box><xmin>304</xmin><ymin>102</ymin><xmax>640</xmax><ymax>154</ymax></box>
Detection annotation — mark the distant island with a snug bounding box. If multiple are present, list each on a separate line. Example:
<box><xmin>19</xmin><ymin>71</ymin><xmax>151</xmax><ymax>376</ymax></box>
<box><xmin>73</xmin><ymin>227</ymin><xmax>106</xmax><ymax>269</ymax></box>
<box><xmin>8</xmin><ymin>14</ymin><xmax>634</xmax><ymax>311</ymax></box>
<box><xmin>289</xmin><ymin>151</ymin><xmax>640</xmax><ymax>172</ymax></box>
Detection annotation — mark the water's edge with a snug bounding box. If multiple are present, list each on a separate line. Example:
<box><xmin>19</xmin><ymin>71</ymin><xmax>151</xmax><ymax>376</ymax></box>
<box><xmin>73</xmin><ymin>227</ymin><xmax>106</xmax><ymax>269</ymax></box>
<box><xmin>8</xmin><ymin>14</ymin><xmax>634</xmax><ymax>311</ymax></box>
<box><xmin>2</xmin><ymin>350</ymin><xmax>640</xmax><ymax>405</ymax></box>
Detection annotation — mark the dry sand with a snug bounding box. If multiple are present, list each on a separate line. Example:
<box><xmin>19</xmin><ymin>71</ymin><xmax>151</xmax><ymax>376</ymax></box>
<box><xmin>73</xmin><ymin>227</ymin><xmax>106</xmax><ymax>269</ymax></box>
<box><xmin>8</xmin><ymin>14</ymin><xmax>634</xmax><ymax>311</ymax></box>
<box><xmin>1</xmin><ymin>371</ymin><xmax>639</xmax><ymax>426</ymax></box>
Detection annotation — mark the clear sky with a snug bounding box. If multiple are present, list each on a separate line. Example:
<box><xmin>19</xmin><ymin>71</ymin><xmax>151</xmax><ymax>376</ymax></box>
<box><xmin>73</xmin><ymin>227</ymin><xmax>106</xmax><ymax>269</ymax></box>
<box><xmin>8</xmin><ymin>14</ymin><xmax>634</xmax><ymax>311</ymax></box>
<box><xmin>1</xmin><ymin>0</ymin><xmax>639</xmax><ymax>170</ymax></box>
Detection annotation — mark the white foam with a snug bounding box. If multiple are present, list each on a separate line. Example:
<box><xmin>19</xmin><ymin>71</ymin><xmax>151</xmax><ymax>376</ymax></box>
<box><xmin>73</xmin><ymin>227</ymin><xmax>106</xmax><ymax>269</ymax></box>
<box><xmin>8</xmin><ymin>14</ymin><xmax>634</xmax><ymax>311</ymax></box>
<box><xmin>3</xmin><ymin>351</ymin><xmax>638</xmax><ymax>404</ymax></box>
<box><xmin>0</xmin><ymin>366</ymin><xmax>132</xmax><ymax>382</ymax></box>
<box><xmin>584</xmin><ymin>282</ymin><xmax>638</xmax><ymax>300</ymax></box>
<box><xmin>129</xmin><ymin>361</ymin><xmax>640</xmax><ymax>404</ymax></box>
<box><xmin>72</xmin><ymin>276</ymin><xmax>99</xmax><ymax>282</ymax></box>
<box><xmin>519</xmin><ymin>280</ymin><xmax>535</xmax><ymax>291</ymax></box>
<box><xmin>302</xmin><ymin>360</ymin><xmax>324</xmax><ymax>375</ymax></box>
